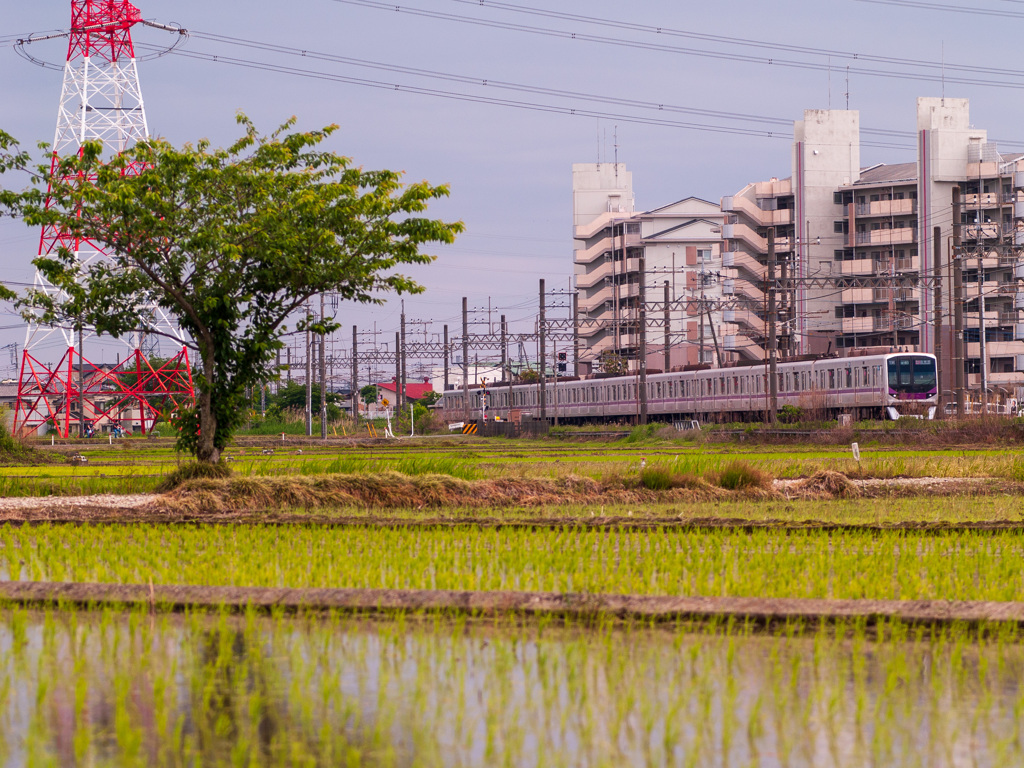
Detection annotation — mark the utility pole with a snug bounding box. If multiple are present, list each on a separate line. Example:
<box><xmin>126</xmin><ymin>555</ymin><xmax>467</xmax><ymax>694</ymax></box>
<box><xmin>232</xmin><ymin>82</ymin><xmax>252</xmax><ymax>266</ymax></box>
<box><xmin>304</xmin><ymin>308</ymin><xmax>312</xmax><ymax>436</ymax></box>
<box><xmin>77</xmin><ymin>325</ymin><xmax>85</xmax><ymax>438</ymax></box>
<box><xmin>503</xmin><ymin>314</ymin><xmax>512</xmax><ymax>420</ymax></box>
<box><xmin>976</xmin><ymin>167</ymin><xmax>989</xmax><ymax>413</ymax></box>
<box><xmin>953</xmin><ymin>187</ymin><xmax>966</xmax><ymax>416</ymax></box>
<box><xmin>394</xmin><ymin>331</ymin><xmax>401</xmax><ymax>413</ymax></box>
<box><xmin>539</xmin><ymin>279</ymin><xmax>547</xmax><ymax>420</ymax></box>
<box><xmin>400</xmin><ymin>303</ymin><xmax>407</xmax><ymax>412</ymax></box>
<box><xmin>572</xmin><ymin>291</ymin><xmax>580</xmax><ymax>378</ymax></box>
<box><xmin>500</xmin><ymin>313</ymin><xmax>507</xmax><ymax>383</ymax></box>
<box><xmin>351</xmin><ymin>325</ymin><xmax>358</xmax><ymax>425</ymax></box>
<box><xmin>698</xmin><ymin>278</ymin><xmax>705</xmax><ymax>366</ymax></box>
<box><xmin>977</xmin><ymin>251</ymin><xmax>989</xmax><ymax>413</ymax></box>
<box><xmin>320</xmin><ymin>294</ymin><xmax>327</xmax><ymax>440</ymax></box>
<box><xmin>638</xmin><ymin>250</ymin><xmax>648</xmax><ymax>424</ymax></box>
<box><xmin>552</xmin><ymin>335</ymin><xmax>559</xmax><ymax>427</ymax></box>
<box><xmin>663</xmin><ymin>280</ymin><xmax>671</xmax><ymax>373</ymax></box>
<box><xmin>933</xmin><ymin>226</ymin><xmax>944</xmax><ymax>416</ymax></box>
<box><xmin>462</xmin><ymin>297</ymin><xmax>470</xmax><ymax>422</ymax></box>
<box><xmin>443</xmin><ymin>324</ymin><xmax>449</xmax><ymax>393</ymax></box>
<box><xmin>768</xmin><ymin>228</ymin><xmax>778</xmax><ymax>423</ymax></box>
<box><xmin>286</xmin><ymin>348</ymin><xmax>291</xmax><ymax>384</ymax></box>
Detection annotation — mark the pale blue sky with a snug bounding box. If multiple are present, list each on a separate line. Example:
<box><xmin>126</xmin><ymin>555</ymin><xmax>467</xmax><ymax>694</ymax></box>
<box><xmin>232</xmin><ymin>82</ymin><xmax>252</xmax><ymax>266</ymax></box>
<box><xmin>0</xmin><ymin>0</ymin><xmax>1021</xmax><ymax>374</ymax></box>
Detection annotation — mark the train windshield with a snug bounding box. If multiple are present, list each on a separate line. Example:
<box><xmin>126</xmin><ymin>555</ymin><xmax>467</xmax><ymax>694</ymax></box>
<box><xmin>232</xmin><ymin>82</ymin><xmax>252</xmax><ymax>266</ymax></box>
<box><xmin>887</xmin><ymin>356</ymin><xmax>936</xmax><ymax>394</ymax></box>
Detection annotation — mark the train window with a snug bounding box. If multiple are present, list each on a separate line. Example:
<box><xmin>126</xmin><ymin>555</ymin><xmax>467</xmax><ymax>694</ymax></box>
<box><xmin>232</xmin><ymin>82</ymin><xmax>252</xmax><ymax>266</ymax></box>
<box><xmin>873</xmin><ymin>366</ymin><xmax>880</xmax><ymax>386</ymax></box>
<box><xmin>846</xmin><ymin>368</ymin><xmax>853</xmax><ymax>388</ymax></box>
<box><xmin>855</xmin><ymin>368</ymin><xmax>861</xmax><ymax>387</ymax></box>
<box><xmin>861</xmin><ymin>368</ymin><xmax>868</xmax><ymax>388</ymax></box>
<box><xmin>828</xmin><ymin>369</ymin><xmax>835</xmax><ymax>389</ymax></box>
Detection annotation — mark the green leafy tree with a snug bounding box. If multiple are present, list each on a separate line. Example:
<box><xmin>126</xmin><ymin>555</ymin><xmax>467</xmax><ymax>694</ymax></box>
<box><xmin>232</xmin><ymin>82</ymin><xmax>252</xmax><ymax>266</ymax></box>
<box><xmin>359</xmin><ymin>384</ymin><xmax>379</xmax><ymax>406</ymax></box>
<box><xmin>597</xmin><ymin>351</ymin><xmax>629</xmax><ymax>375</ymax></box>
<box><xmin>0</xmin><ymin>117</ymin><xmax>462</xmax><ymax>463</ymax></box>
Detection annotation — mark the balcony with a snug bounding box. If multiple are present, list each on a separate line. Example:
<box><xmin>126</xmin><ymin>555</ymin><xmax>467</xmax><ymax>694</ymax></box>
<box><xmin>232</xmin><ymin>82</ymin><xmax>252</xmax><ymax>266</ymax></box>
<box><xmin>753</xmin><ymin>178</ymin><xmax>792</xmax><ymax>197</ymax></box>
<box><xmin>854</xmin><ymin>228</ymin><xmax>916</xmax><ymax>247</ymax></box>
<box><xmin>573</xmin><ymin>212</ymin><xmax>640</xmax><ymax>241</ymax></box>
<box><xmin>573</xmin><ymin>236</ymin><xmax>615</xmax><ymax>265</ymax></box>
<box><xmin>721</xmin><ymin>194</ymin><xmax>794</xmax><ymax>227</ymax></box>
<box><xmin>854</xmin><ymin>199</ymin><xmax>917</xmax><ymax>218</ymax></box>
<box><xmin>722</xmin><ymin>250</ymin><xmax>766</xmax><ymax>280</ymax></box>
<box><xmin>871</xmin><ymin>287</ymin><xmax>916</xmax><ymax>303</ymax></box>
<box><xmin>841</xmin><ymin>288</ymin><xmax>874</xmax><ymax>304</ymax></box>
<box><xmin>841</xmin><ymin>317</ymin><xmax>876</xmax><ymax>334</ymax></box>
<box><xmin>723</xmin><ymin>335</ymin><xmax>766</xmax><ymax>361</ymax></box>
<box><xmin>840</xmin><ymin>259</ymin><xmax>877</xmax><ymax>276</ymax></box>
<box><xmin>723</xmin><ymin>309</ymin><xmax>766</xmax><ymax>335</ymax></box>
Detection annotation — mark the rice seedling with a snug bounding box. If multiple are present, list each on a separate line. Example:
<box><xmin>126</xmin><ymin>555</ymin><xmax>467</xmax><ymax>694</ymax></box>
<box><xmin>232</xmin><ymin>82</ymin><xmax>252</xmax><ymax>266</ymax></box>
<box><xmin>0</xmin><ymin>608</ymin><xmax>1022</xmax><ymax>767</ymax></box>
<box><xmin>5</xmin><ymin>523</ymin><xmax>1024</xmax><ymax>604</ymax></box>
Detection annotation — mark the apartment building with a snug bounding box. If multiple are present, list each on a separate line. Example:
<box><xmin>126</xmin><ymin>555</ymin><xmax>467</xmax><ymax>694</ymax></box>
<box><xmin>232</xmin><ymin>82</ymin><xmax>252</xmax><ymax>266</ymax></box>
<box><xmin>721</xmin><ymin>99</ymin><xmax>1024</xmax><ymax>399</ymax></box>
<box><xmin>571</xmin><ymin>163</ymin><xmax>728</xmax><ymax>374</ymax></box>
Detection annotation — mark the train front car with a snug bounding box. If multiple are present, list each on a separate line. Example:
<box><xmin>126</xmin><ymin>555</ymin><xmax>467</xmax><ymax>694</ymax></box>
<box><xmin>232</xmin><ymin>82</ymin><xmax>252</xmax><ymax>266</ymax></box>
<box><xmin>883</xmin><ymin>353</ymin><xmax>938</xmax><ymax>420</ymax></box>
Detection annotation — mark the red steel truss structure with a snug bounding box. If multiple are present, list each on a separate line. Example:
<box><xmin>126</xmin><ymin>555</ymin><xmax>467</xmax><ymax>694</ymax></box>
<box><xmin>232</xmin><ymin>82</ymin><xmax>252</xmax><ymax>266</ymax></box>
<box><xmin>15</xmin><ymin>1</ymin><xmax>194</xmax><ymax>438</ymax></box>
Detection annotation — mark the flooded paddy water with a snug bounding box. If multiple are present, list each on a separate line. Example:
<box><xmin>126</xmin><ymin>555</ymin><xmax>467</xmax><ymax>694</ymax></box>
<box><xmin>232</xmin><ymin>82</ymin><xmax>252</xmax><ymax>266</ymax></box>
<box><xmin>1</xmin><ymin>608</ymin><xmax>1022</xmax><ymax>767</ymax></box>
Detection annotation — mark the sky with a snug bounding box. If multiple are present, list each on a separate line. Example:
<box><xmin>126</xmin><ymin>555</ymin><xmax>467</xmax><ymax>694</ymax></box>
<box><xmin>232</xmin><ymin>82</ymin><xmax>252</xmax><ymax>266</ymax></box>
<box><xmin>1</xmin><ymin>0</ymin><xmax>1023</xmax><ymax>381</ymax></box>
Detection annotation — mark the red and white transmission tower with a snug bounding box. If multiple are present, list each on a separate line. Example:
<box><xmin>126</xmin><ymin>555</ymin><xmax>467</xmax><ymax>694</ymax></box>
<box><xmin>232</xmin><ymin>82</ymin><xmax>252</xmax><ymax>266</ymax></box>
<box><xmin>14</xmin><ymin>1</ymin><xmax>194</xmax><ymax>438</ymax></box>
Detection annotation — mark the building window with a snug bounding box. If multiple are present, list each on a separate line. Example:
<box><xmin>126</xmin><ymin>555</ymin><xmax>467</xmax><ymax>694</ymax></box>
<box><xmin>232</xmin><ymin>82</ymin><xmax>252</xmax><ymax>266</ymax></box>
<box><xmin>698</xmin><ymin>248</ymin><xmax>712</xmax><ymax>263</ymax></box>
<box><xmin>625</xmin><ymin>222</ymin><xmax>640</xmax><ymax>235</ymax></box>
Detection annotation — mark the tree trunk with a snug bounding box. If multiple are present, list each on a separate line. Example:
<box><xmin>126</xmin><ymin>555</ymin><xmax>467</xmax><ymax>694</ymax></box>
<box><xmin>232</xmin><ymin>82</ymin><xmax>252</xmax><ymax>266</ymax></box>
<box><xmin>196</xmin><ymin>347</ymin><xmax>220</xmax><ymax>464</ymax></box>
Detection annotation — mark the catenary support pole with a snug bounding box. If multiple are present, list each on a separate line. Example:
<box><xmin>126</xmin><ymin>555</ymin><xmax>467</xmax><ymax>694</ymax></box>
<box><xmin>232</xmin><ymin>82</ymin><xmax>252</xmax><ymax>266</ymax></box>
<box><xmin>663</xmin><ymin>280</ymin><xmax>671</xmax><ymax>373</ymax></box>
<box><xmin>768</xmin><ymin>228</ymin><xmax>778</xmax><ymax>423</ymax></box>
<box><xmin>638</xmin><ymin>250</ymin><xmax>648</xmax><ymax>425</ymax></box>
<box><xmin>443</xmin><ymin>324</ymin><xmax>449</xmax><ymax>393</ymax></box>
<box><xmin>539</xmin><ymin>279</ymin><xmax>546</xmax><ymax>420</ymax></box>
<box><xmin>394</xmin><ymin>331</ymin><xmax>401</xmax><ymax>414</ymax></box>
<box><xmin>462</xmin><ymin>298</ymin><xmax>470</xmax><ymax>422</ymax></box>
<box><xmin>400</xmin><ymin>303</ymin><xmax>407</xmax><ymax>412</ymax></box>
<box><xmin>933</xmin><ymin>226</ymin><xmax>944</xmax><ymax>416</ymax></box>
<box><xmin>572</xmin><ymin>291</ymin><xmax>580</xmax><ymax>378</ymax></box>
<box><xmin>351</xmin><ymin>325</ymin><xmax>358</xmax><ymax>425</ymax></box>
<box><xmin>305</xmin><ymin>315</ymin><xmax>312</xmax><ymax>436</ymax></box>
<box><xmin>320</xmin><ymin>294</ymin><xmax>327</xmax><ymax>440</ymax></box>
<box><xmin>953</xmin><ymin>187</ymin><xmax>965</xmax><ymax>416</ymax></box>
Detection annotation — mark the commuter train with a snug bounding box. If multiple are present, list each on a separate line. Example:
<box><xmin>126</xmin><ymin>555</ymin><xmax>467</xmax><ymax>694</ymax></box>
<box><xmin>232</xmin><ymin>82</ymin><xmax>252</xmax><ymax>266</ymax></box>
<box><xmin>438</xmin><ymin>352</ymin><xmax>938</xmax><ymax>424</ymax></box>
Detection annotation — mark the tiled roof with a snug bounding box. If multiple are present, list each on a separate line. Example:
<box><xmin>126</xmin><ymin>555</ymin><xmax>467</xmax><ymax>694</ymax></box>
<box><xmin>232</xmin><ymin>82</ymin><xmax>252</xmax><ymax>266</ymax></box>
<box><xmin>853</xmin><ymin>162</ymin><xmax>919</xmax><ymax>186</ymax></box>
<box><xmin>376</xmin><ymin>381</ymin><xmax>434</xmax><ymax>400</ymax></box>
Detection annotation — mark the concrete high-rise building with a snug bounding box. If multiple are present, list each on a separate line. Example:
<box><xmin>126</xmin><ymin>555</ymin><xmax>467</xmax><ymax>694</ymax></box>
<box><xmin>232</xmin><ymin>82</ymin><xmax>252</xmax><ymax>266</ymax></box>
<box><xmin>572</xmin><ymin>163</ymin><xmax>727</xmax><ymax>374</ymax></box>
<box><xmin>571</xmin><ymin>98</ymin><xmax>1024</xmax><ymax>402</ymax></box>
<box><xmin>722</xmin><ymin>98</ymin><xmax>1024</xmax><ymax>401</ymax></box>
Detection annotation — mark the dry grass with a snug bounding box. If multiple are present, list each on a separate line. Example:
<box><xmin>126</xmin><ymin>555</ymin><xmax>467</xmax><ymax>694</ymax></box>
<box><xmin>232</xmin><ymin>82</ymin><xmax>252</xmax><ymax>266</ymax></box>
<box><xmin>153</xmin><ymin>470</ymin><xmax>754</xmax><ymax>514</ymax></box>
<box><xmin>796</xmin><ymin>470</ymin><xmax>861</xmax><ymax>499</ymax></box>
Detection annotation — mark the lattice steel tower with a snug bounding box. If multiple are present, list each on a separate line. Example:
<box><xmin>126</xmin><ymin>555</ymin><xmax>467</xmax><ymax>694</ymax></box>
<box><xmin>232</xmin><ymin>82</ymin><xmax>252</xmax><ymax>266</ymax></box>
<box><xmin>15</xmin><ymin>1</ymin><xmax>194</xmax><ymax>438</ymax></box>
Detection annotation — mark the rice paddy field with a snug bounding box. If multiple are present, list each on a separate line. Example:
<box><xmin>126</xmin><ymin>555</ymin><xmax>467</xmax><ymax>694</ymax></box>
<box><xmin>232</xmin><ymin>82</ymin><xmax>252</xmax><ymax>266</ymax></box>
<box><xmin>4</xmin><ymin>432</ymin><xmax>1024</xmax><ymax>765</ymax></box>
<box><xmin>3</xmin><ymin>610</ymin><xmax>1024</xmax><ymax>767</ymax></box>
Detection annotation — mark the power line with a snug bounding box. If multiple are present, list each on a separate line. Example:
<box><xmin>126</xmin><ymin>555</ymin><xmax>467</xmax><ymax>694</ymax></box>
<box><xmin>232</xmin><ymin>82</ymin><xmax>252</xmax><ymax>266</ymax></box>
<box><xmin>142</xmin><ymin>40</ymin><xmax>914</xmax><ymax>150</ymax></box>
<box><xmin>447</xmin><ymin>0</ymin><xmax>1024</xmax><ymax>79</ymax></box>
<box><xmin>854</xmin><ymin>0</ymin><xmax>1024</xmax><ymax>18</ymax></box>
<box><xmin>331</xmin><ymin>0</ymin><xmax>1024</xmax><ymax>90</ymax></box>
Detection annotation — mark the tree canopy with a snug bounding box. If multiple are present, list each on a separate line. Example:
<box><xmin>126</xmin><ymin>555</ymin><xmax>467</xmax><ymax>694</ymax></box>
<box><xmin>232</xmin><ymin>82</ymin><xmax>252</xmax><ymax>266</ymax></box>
<box><xmin>0</xmin><ymin>116</ymin><xmax>462</xmax><ymax>462</ymax></box>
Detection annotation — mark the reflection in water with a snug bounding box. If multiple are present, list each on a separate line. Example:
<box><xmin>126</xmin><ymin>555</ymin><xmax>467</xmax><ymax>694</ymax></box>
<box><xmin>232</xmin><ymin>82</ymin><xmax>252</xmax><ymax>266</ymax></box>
<box><xmin>0</xmin><ymin>610</ymin><xmax>1022</xmax><ymax>766</ymax></box>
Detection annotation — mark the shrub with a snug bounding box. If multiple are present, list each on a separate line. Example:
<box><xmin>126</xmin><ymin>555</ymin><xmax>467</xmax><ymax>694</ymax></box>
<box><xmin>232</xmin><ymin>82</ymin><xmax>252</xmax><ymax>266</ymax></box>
<box><xmin>778</xmin><ymin>405</ymin><xmax>802</xmax><ymax>424</ymax></box>
<box><xmin>157</xmin><ymin>461</ymin><xmax>233</xmax><ymax>492</ymax></box>
<box><xmin>714</xmin><ymin>460</ymin><xmax>772</xmax><ymax>491</ymax></box>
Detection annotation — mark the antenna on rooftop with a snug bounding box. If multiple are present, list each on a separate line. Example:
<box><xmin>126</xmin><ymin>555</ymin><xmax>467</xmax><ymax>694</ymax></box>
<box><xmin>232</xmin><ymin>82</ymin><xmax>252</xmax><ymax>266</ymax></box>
<box><xmin>614</xmin><ymin>125</ymin><xmax>619</xmax><ymax>184</ymax></box>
